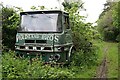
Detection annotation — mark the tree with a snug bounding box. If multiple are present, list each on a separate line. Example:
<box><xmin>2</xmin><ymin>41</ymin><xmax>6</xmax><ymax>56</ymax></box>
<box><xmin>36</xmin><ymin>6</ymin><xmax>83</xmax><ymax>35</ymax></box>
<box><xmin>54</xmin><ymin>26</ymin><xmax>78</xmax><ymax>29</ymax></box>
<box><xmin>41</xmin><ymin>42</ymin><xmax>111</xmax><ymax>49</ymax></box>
<box><xmin>113</xmin><ymin>1</ymin><xmax>120</xmax><ymax>42</ymax></box>
<box><xmin>62</xmin><ymin>1</ymin><xmax>98</xmax><ymax>67</ymax></box>
<box><xmin>2</xmin><ymin>4</ymin><xmax>20</xmax><ymax>50</ymax></box>
<box><xmin>97</xmin><ymin>2</ymin><xmax>119</xmax><ymax>42</ymax></box>
<box><xmin>31</xmin><ymin>6</ymin><xmax>46</xmax><ymax>10</ymax></box>
<box><xmin>62</xmin><ymin>1</ymin><xmax>95</xmax><ymax>50</ymax></box>
<box><xmin>0</xmin><ymin>3</ymin><xmax>2</xmax><ymax>50</ymax></box>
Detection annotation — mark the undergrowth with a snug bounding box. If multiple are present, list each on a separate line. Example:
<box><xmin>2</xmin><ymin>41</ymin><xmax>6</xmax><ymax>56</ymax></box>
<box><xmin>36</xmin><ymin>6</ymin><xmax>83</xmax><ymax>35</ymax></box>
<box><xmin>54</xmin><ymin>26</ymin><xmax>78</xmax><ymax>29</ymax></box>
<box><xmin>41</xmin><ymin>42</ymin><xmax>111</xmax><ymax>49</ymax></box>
<box><xmin>2</xmin><ymin>45</ymin><xmax>99</xmax><ymax>79</ymax></box>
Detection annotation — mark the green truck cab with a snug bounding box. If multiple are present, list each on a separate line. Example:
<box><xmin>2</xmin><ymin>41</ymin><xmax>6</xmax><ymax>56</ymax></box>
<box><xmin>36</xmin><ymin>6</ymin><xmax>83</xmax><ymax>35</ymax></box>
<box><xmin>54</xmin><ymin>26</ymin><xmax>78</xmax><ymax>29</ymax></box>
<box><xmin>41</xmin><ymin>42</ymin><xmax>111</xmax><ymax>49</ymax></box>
<box><xmin>15</xmin><ymin>10</ymin><xmax>74</xmax><ymax>64</ymax></box>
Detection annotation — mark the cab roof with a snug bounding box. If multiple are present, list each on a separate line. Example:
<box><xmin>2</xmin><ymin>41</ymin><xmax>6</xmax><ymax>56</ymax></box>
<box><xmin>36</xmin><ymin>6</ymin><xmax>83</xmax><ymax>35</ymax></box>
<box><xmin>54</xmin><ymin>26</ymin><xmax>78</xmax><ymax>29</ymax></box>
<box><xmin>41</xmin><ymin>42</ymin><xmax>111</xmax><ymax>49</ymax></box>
<box><xmin>20</xmin><ymin>10</ymin><xmax>69</xmax><ymax>15</ymax></box>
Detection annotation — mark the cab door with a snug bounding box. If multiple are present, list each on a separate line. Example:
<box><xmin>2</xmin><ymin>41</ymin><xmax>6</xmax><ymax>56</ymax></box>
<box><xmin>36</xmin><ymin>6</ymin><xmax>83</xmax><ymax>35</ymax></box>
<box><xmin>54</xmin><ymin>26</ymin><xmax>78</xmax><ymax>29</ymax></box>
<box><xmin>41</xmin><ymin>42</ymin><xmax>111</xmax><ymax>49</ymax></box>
<box><xmin>64</xmin><ymin>14</ymin><xmax>72</xmax><ymax>44</ymax></box>
<box><xmin>63</xmin><ymin>14</ymin><xmax>73</xmax><ymax>61</ymax></box>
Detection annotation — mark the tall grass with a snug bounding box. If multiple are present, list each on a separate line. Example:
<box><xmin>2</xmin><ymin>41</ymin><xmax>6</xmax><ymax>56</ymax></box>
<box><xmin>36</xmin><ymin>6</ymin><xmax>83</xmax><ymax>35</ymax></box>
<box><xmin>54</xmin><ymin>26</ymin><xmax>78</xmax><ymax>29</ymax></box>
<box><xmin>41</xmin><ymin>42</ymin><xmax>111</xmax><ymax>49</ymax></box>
<box><xmin>2</xmin><ymin>47</ymin><xmax>99</xmax><ymax>79</ymax></box>
<box><xmin>106</xmin><ymin>42</ymin><xmax>118</xmax><ymax>78</ymax></box>
<box><xmin>93</xmin><ymin>40</ymin><xmax>118</xmax><ymax>78</ymax></box>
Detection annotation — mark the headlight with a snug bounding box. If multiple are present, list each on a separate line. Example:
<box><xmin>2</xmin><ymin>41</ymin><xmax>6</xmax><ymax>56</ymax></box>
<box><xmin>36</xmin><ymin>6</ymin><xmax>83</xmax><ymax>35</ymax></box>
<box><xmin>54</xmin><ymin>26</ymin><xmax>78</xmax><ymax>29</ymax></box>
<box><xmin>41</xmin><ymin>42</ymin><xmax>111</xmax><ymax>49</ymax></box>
<box><xmin>54</xmin><ymin>54</ymin><xmax>60</xmax><ymax>61</ymax></box>
<box><xmin>15</xmin><ymin>46</ymin><xmax>19</xmax><ymax>49</ymax></box>
<box><xmin>49</xmin><ymin>54</ymin><xmax>61</xmax><ymax>61</ymax></box>
<box><xmin>49</xmin><ymin>55</ymin><xmax>54</xmax><ymax>61</ymax></box>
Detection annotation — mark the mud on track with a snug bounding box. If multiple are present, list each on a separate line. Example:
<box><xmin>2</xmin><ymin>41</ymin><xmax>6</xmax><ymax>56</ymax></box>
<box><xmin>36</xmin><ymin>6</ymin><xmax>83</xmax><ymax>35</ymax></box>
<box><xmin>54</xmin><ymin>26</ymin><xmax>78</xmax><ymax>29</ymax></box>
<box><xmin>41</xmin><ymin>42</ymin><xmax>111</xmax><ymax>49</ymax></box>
<box><xmin>95</xmin><ymin>47</ymin><xmax>108</xmax><ymax>78</ymax></box>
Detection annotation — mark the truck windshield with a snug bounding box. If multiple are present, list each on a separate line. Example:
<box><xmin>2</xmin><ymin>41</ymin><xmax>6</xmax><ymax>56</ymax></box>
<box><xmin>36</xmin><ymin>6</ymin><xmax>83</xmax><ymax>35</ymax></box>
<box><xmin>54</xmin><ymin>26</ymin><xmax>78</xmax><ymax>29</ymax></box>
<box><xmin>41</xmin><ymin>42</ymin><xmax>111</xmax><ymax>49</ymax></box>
<box><xmin>20</xmin><ymin>13</ymin><xmax>61</xmax><ymax>32</ymax></box>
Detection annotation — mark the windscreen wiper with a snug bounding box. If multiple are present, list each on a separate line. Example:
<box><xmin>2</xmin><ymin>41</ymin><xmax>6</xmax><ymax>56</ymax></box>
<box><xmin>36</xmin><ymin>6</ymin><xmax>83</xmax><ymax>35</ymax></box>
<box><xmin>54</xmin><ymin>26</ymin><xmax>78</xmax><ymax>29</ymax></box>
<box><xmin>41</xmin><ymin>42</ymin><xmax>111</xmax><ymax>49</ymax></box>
<box><xmin>24</xmin><ymin>13</ymin><xmax>38</xmax><ymax>18</ymax></box>
<box><xmin>41</xmin><ymin>12</ymin><xmax>54</xmax><ymax>20</ymax></box>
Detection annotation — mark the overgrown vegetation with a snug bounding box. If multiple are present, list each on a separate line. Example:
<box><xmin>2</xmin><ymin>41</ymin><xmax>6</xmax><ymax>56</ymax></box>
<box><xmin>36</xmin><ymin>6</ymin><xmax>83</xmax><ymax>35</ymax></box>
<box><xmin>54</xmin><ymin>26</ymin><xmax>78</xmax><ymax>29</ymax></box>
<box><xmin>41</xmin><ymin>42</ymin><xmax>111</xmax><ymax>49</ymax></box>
<box><xmin>62</xmin><ymin>1</ymin><xmax>99</xmax><ymax>67</ymax></box>
<box><xmin>1</xmin><ymin>0</ymin><xmax>100</xmax><ymax>78</ymax></box>
<box><xmin>92</xmin><ymin>40</ymin><xmax>118</xmax><ymax>78</ymax></box>
<box><xmin>2</xmin><ymin>50</ymin><xmax>101</xmax><ymax>78</ymax></box>
<box><xmin>2</xmin><ymin>5</ymin><xmax>20</xmax><ymax>50</ymax></box>
<box><xmin>2</xmin><ymin>51</ymin><xmax>74</xmax><ymax>79</ymax></box>
<box><xmin>1</xmin><ymin>0</ymin><xmax>119</xmax><ymax>79</ymax></box>
<box><xmin>106</xmin><ymin>42</ymin><xmax>118</xmax><ymax>78</ymax></box>
<box><xmin>97</xmin><ymin>2</ymin><xmax>120</xmax><ymax>42</ymax></box>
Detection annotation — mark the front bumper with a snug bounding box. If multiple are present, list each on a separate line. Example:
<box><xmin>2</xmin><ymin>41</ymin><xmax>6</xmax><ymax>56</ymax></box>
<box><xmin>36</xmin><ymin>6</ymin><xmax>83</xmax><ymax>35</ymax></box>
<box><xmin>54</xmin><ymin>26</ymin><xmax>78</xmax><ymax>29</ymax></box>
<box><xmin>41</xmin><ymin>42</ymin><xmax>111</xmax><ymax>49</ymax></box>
<box><xmin>15</xmin><ymin>49</ymin><xmax>68</xmax><ymax>63</ymax></box>
<box><xmin>15</xmin><ymin>43</ymin><xmax>72</xmax><ymax>63</ymax></box>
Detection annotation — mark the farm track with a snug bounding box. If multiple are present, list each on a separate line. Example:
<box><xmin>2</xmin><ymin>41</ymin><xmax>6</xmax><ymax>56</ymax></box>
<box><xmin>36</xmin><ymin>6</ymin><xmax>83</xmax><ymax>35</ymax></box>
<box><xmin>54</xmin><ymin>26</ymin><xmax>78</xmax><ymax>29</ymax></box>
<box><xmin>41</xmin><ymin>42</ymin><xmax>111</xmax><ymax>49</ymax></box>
<box><xmin>95</xmin><ymin>46</ymin><xmax>108</xmax><ymax>79</ymax></box>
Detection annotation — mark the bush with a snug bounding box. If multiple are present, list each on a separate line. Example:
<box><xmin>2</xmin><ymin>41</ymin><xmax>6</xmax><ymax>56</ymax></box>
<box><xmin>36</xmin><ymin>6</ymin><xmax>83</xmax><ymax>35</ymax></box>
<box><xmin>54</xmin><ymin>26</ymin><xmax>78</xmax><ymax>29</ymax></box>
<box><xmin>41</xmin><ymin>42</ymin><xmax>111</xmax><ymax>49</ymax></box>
<box><xmin>71</xmin><ymin>46</ymin><xmax>98</xmax><ymax>67</ymax></box>
<box><xmin>2</xmin><ymin>51</ymin><xmax>74</xmax><ymax>79</ymax></box>
<box><xmin>64</xmin><ymin>2</ymin><xmax>99</xmax><ymax>69</ymax></box>
<box><xmin>116</xmin><ymin>34</ymin><xmax>120</xmax><ymax>42</ymax></box>
<box><xmin>103</xmin><ymin>30</ymin><xmax>115</xmax><ymax>41</ymax></box>
<box><xmin>2</xmin><ymin>5</ymin><xmax>20</xmax><ymax>50</ymax></box>
<box><xmin>102</xmin><ymin>27</ymin><xmax>119</xmax><ymax>42</ymax></box>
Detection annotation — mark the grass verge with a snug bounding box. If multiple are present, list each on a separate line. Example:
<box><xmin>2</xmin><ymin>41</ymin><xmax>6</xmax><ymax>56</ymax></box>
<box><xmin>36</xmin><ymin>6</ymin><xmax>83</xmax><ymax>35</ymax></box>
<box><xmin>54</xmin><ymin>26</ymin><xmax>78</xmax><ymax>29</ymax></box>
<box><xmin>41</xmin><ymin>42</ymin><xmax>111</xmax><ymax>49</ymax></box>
<box><xmin>93</xmin><ymin>40</ymin><xmax>118</xmax><ymax>78</ymax></box>
<box><xmin>105</xmin><ymin>42</ymin><xmax>118</xmax><ymax>78</ymax></box>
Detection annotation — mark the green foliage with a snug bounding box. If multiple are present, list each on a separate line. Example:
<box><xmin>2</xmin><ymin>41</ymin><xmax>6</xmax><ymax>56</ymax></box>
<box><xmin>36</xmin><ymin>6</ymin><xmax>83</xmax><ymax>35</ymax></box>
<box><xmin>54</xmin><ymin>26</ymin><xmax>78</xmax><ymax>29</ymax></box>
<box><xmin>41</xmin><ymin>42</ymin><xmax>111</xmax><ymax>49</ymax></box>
<box><xmin>2</xmin><ymin>5</ymin><xmax>20</xmax><ymax>50</ymax></box>
<box><xmin>2</xmin><ymin>50</ymin><xmax>99</xmax><ymax>78</ymax></box>
<box><xmin>103</xmin><ymin>28</ymin><xmax>117</xmax><ymax>41</ymax></box>
<box><xmin>106</xmin><ymin>42</ymin><xmax>118</xmax><ymax>78</ymax></box>
<box><xmin>63</xmin><ymin>1</ymin><xmax>96</xmax><ymax>49</ymax></box>
<box><xmin>2</xmin><ymin>51</ymin><xmax>74</xmax><ymax>79</ymax></box>
<box><xmin>62</xmin><ymin>1</ymin><xmax>98</xmax><ymax>69</ymax></box>
<box><xmin>113</xmin><ymin>2</ymin><xmax>120</xmax><ymax>42</ymax></box>
<box><xmin>1</xmin><ymin>1</ymin><xmax>100</xmax><ymax>78</ymax></box>
<box><xmin>116</xmin><ymin>34</ymin><xmax>120</xmax><ymax>42</ymax></box>
<box><xmin>31</xmin><ymin>6</ymin><xmax>46</xmax><ymax>10</ymax></box>
<box><xmin>92</xmin><ymin>40</ymin><xmax>118</xmax><ymax>78</ymax></box>
<box><xmin>71</xmin><ymin>47</ymin><xmax>98</xmax><ymax>67</ymax></box>
<box><xmin>97</xmin><ymin>2</ymin><xmax>119</xmax><ymax>42</ymax></box>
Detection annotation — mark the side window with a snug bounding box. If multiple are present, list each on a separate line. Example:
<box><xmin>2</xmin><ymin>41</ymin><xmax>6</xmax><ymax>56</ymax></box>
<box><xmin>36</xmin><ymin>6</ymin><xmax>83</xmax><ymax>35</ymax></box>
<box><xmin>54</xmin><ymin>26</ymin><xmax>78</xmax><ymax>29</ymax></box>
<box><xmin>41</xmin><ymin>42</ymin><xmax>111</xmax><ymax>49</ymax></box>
<box><xmin>64</xmin><ymin>16</ymin><xmax>70</xmax><ymax>29</ymax></box>
<box><xmin>57</xmin><ymin>14</ymin><xmax>62</xmax><ymax>32</ymax></box>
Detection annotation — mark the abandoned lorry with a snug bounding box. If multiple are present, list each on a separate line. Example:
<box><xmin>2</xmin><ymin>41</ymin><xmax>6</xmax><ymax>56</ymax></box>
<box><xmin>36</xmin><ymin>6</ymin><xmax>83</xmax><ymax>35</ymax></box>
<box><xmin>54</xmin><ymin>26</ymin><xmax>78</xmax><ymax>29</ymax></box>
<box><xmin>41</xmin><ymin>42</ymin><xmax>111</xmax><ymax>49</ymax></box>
<box><xmin>15</xmin><ymin>10</ymin><xmax>74</xmax><ymax>64</ymax></box>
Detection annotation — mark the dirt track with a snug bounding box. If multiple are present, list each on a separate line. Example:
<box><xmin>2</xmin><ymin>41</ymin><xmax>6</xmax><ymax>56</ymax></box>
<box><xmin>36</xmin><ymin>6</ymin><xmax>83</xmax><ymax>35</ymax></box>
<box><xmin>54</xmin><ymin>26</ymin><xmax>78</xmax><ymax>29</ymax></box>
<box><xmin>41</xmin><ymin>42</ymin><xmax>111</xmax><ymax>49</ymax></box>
<box><xmin>95</xmin><ymin>47</ymin><xmax>108</xmax><ymax>78</ymax></box>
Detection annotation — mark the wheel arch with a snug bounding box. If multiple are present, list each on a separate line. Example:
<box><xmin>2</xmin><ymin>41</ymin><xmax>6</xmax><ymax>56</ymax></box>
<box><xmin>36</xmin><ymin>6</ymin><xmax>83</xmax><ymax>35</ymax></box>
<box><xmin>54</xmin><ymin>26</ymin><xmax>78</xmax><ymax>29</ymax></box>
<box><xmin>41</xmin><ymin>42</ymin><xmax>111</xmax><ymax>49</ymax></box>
<box><xmin>68</xmin><ymin>45</ymin><xmax>75</xmax><ymax>60</ymax></box>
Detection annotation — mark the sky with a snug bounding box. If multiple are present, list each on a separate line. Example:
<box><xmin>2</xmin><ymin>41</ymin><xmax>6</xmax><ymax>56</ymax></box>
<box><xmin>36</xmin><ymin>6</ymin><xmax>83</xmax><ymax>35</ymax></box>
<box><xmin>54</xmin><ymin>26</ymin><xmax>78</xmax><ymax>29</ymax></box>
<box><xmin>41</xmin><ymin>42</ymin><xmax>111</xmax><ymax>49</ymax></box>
<box><xmin>82</xmin><ymin>0</ymin><xmax>106</xmax><ymax>23</ymax></box>
<box><xmin>1</xmin><ymin>0</ymin><xmax>107</xmax><ymax>23</ymax></box>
